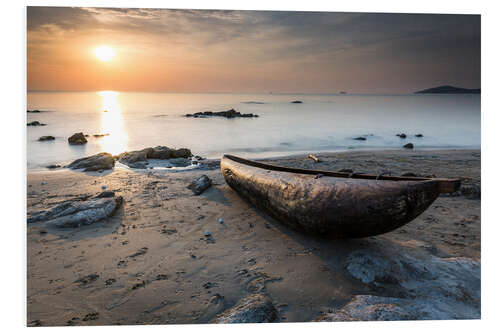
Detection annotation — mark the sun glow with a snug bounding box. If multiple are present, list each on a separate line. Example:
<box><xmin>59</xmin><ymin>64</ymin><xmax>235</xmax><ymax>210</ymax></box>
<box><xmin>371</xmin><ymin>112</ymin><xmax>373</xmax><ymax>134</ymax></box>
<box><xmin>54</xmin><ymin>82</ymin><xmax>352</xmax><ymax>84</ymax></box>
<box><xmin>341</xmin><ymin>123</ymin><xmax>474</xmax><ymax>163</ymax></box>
<box><xmin>94</xmin><ymin>46</ymin><xmax>115</xmax><ymax>62</ymax></box>
<box><xmin>98</xmin><ymin>91</ymin><xmax>128</xmax><ymax>155</ymax></box>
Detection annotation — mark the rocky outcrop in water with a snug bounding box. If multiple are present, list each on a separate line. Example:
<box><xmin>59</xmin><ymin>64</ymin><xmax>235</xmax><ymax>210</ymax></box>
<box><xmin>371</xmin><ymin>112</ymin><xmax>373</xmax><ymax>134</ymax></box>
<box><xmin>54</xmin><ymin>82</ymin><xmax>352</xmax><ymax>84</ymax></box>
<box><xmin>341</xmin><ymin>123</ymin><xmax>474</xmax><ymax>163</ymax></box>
<box><xmin>290</xmin><ymin>100</ymin><xmax>303</xmax><ymax>104</ymax></box>
<box><xmin>27</xmin><ymin>195</ymin><xmax>123</xmax><ymax>228</ymax></box>
<box><xmin>68</xmin><ymin>132</ymin><xmax>87</xmax><ymax>145</ymax></box>
<box><xmin>185</xmin><ymin>109</ymin><xmax>258</xmax><ymax>118</ymax></box>
<box><xmin>67</xmin><ymin>152</ymin><xmax>115</xmax><ymax>171</ymax></box>
<box><xmin>403</xmin><ymin>143</ymin><xmax>414</xmax><ymax>149</ymax></box>
<box><xmin>27</xmin><ymin>121</ymin><xmax>46</xmax><ymax>126</ymax></box>
<box><xmin>38</xmin><ymin>136</ymin><xmax>55</xmax><ymax>141</ymax></box>
<box><xmin>214</xmin><ymin>294</ymin><xmax>279</xmax><ymax>323</ymax></box>
<box><xmin>118</xmin><ymin>146</ymin><xmax>193</xmax><ymax>169</ymax></box>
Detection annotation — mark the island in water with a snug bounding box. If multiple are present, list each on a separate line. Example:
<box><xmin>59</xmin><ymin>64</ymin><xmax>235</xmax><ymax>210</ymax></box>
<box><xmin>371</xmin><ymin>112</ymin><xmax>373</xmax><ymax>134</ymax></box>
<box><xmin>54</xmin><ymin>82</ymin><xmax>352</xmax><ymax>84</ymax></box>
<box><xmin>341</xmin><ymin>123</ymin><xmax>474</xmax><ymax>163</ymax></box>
<box><xmin>415</xmin><ymin>85</ymin><xmax>480</xmax><ymax>94</ymax></box>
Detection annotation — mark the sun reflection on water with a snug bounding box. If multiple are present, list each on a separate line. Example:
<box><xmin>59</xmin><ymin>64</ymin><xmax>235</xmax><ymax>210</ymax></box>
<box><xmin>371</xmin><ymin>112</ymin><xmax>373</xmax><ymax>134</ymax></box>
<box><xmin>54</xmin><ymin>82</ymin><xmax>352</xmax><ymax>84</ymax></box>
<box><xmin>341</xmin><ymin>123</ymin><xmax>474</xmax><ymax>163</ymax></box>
<box><xmin>98</xmin><ymin>91</ymin><xmax>128</xmax><ymax>155</ymax></box>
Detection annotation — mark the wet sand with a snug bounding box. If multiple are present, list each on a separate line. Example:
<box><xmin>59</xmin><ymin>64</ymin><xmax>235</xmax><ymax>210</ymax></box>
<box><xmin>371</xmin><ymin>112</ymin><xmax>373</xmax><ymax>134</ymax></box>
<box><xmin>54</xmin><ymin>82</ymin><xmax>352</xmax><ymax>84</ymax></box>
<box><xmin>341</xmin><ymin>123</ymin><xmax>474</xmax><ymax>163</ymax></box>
<box><xmin>27</xmin><ymin>149</ymin><xmax>480</xmax><ymax>326</ymax></box>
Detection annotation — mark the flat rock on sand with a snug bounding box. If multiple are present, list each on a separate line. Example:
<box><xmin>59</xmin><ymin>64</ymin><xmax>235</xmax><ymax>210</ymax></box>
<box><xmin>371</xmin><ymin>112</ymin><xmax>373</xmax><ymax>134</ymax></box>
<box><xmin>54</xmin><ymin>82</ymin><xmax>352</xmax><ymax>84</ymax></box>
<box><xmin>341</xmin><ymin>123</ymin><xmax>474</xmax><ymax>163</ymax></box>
<box><xmin>187</xmin><ymin>175</ymin><xmax>212</xmax><ymax>195</ymax></box>
<box><xmin>315</xmin><ymin>244</ymin><xmax>480</xmax><ymax>321</ymax></box>
<box><xmin>214</xmin><ymin>294</ymin><xmax>279</xmax><ymax>323</ymax></box>
<box><xmin>27</xmin><ymin>195</ymin><xmax>123</xmax><ymax>228</ymax></box>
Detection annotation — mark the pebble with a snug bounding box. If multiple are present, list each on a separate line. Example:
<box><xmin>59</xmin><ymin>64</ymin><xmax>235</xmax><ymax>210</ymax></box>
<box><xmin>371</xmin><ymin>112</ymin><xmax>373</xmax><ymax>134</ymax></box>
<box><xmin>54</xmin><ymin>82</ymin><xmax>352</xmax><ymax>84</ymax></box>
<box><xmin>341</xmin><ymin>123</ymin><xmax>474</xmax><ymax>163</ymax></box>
<box><xmin>41</xmin><ymin>181</ymin><xmax>46</xmax><ymax>185</ymax></box>
<box><xmin>219</xmin><ymin>218</ymin><xmax>224</xmax><ymax>224</ymax></box>
<box><xmin>102</xmin><ymin>185</ymin><xmax>107</xmax><ymax>190</ymax></box>
<box><xmin>204</xmin><ymin>231</ymin><xmax>211</xmax><ymax>237</ymax></box>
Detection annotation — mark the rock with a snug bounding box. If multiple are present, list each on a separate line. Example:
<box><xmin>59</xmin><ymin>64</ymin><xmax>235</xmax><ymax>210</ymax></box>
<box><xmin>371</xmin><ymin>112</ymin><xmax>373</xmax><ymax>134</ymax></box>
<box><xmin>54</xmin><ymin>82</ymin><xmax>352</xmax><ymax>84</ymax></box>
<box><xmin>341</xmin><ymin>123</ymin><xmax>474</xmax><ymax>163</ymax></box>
<box><xmin>27</xmin><ymin>196</ymin><xmax>123</xmax><ymax>227</ymax></box>
<box><xmin>219</xmin><ymin>217</ymin><xmax>223</xmax><ymax>224</ymax></box>
<box><xmin>185</xmin><ymin>109</ymin><xmax>258</xmax><ymax>118</ymax></box>
<box><xmin>353</xmin><ymin>137</ymin><xmax>367</xmax><ymax>141</ymax></box>
<box><xmin>340</xmin><ymin>249</ymin><xmax>480</xmax><ymax>320</ymax></box>
<box><xmin>95</xmin><ymin>191</ymin><xmax>115</xmax><ymax>198</ymax></box>
<box><xmin>46</xmin><ymin>164</ymin><xmax>61</xmax><ymax>169</ymax></box>
<box><xmin>118</xmin><ymin>146</ymin><xmax>192</xmax><ymax>168</ymax></box>
<box><xmin>27</xmin><ymin>109</ymin><xmax>41</xmax><ymax>113</ymax></box>
<box><xmin>38</xmin><ymin>136</ymin><xmax>55</xmax><ymax>141</ymax></box>
<box><xmin>415</xmin><ymin>134</ymin><xmax>424</xmax><ymax>137</ymax></box>
<box><xmin>214</xmin><ymin>294</ymin><xmax>279</xmax><ymax>323</ymax></box>
<box><xmin>67</xmin><ymin>152</ymin><xmax>115</xmax><ymax>171</ymax></box>
<box><xmin>68</xmin><ymin>132</ymin><xmax>87</xmax><ymax>145</ymax></box>
<box><xmin>187</xmin><ymin>175</ymin><xmax>212</xmax><ymax>195</ymax></box>
<box><xmin>204</xmin><ymin>231</ymin><xmax>211</xmax><ymax>237</ymax></box>
<box><xmin>396</xmin><ymin>133</ymin><xmax>407</xmax><ymax>139</ymax></box>
<box><xmin>27</xmin><ymin>121</ymin><xmax>46</xmax><ymax>126</ymax></box>
<box><xmin>290</xmin><ymin>100</ymin><xmax>303</xmax><ymax>104</ymax></box>
<box><xmin>403</xmin><ymin>143</ymin><xmax>414</xmax><ymax>149</ymax></box>
<box><xmin>460</xmin><ymin>184</ymin><xmax>481</xmax><ymax>199</ymax></box>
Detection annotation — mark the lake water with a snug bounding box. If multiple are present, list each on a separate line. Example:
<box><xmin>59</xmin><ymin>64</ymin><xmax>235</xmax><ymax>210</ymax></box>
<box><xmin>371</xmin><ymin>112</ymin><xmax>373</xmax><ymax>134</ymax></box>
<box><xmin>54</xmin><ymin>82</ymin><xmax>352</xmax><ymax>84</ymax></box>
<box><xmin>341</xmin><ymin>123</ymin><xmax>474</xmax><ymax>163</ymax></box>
<box><xmin>27</xmin><ymin>91</ymin><xmax>480</xmax><ymax>170</ymax></box>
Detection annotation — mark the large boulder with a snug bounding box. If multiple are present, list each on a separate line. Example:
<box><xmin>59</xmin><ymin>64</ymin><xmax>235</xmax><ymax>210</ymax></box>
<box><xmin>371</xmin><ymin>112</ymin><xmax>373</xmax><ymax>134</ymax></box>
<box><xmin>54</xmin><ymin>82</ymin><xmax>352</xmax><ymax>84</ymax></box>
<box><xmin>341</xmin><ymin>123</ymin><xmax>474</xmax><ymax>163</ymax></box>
<box><xmin>68</xmin><ymin>132</ymin><xmax>87</xmax><ymax>145</ymax></box>
<box><xmin>67</xmin><ymin>152</ymin><xmax>115</xmax><ymax>171</ymax></box>
<box><xmin>27</xmin><ymin>196</ymin><xmax>123</xmax><ymax>228</ymax></box>
<box><xmin>214</xmin><ymin>294</ymin><xmax>279</xmax><ymax>323</ymax></box>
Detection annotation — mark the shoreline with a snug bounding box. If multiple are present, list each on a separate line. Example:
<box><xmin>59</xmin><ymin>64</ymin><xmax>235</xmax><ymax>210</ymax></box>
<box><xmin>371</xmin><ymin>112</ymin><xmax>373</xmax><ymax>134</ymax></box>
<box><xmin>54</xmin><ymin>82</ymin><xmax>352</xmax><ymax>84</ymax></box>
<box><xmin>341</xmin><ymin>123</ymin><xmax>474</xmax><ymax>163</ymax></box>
<box><xmin>27</xmin><ymin>147</ymin><xmax>481</xmax><ymax>174</ymax></box>
<box><xmin>27</xmin><ymin>149</ymin><xmax>480</xmax><ymax>325</ymax></box>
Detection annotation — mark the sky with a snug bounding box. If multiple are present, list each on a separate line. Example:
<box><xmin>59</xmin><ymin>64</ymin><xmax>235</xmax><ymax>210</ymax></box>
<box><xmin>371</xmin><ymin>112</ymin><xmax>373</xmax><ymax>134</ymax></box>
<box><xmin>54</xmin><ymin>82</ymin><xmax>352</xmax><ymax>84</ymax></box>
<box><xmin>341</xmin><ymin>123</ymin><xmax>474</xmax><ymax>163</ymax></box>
<box><xmin>27</xmin><ymin>7</ymin><xmax>481</xmax><ymax>94</ymax></box>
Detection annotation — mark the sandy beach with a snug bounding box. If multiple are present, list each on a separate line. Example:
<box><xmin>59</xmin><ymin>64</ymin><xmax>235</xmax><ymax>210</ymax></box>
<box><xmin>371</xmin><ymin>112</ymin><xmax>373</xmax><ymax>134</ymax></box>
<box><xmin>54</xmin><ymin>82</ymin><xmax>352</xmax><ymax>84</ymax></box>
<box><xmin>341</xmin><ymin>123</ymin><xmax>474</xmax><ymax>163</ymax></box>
<box><xmin>27</xmin><ymin>149</ymin><xmax>480</xmax><ymax>326</ymax></box>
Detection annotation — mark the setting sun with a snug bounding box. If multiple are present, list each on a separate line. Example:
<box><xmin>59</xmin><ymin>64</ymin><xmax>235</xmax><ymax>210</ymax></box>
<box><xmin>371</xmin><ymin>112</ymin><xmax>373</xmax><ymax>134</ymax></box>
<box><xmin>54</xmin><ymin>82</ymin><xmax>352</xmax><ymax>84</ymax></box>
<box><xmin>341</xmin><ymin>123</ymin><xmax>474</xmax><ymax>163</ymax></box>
<box><xmin>94</xmin><ymin>45</ymin><xmax>115</xmax><ymax>62</ymax></box>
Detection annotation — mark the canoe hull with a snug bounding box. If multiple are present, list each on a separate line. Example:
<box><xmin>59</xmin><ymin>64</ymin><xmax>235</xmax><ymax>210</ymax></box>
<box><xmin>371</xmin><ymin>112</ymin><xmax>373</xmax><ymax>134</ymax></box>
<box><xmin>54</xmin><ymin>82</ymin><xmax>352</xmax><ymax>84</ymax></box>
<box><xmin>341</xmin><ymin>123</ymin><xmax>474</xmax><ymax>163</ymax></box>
<box><xmin>221</xmin><ymin>155</ymin><xmax>442</xmax><ymax>239</ymax></box>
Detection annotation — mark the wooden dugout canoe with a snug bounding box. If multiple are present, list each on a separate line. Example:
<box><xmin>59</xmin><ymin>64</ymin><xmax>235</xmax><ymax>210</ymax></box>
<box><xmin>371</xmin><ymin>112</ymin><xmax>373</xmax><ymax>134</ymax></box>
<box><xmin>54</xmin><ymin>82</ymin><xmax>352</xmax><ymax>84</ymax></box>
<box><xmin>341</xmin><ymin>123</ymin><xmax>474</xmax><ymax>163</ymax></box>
<box><xmin>221</xmin><ymin>154</ymin><xmax>460</xmax><ymax>239</ymax></box>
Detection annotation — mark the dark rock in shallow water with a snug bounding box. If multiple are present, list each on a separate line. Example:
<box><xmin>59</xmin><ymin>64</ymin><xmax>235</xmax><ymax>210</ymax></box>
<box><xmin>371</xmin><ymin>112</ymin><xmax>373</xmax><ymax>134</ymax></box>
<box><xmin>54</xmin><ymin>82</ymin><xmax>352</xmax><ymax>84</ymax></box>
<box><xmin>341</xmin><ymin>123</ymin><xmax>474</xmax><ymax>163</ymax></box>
<box><xmin>214</xmin><ymin>294</ymin><xmax>279</xmax><ymax>323</ymax></box>
<box><xmin>415</xmin><ymin>134</ymin><xmax>424</xmax><ymax>137</ymax></box>
<box><xmin>67</xmin><ymin>152</ymin><xmax>115</xmax><ymax>171</ymax></box>
<box><xmin>27</xmin><ymin>109</ymin><xmax>41</xmax><ymax>113</ymax></box>
<box><xmin>118</xmin><ymin>146</ymin><xmax>192</xmax><ymax>168</ymax></box>
<box><xmin>46</xmin><ymin>164</ymin><xmax>61</xmax><ymax>169</ymax></box>
<box><xmin>27</xmin><ymin>196</ymin><xmax>123</xmax><ymax>227</ymax></box>
<box><xmin>93</xmin><ymin>133</ymin><xmax>110</xmax><ymax>138</ymax></box>
<box><xmin>353</xmin><ymin>137</ymin><xmax>367</xmax><ymax>141</ymax></box>
<box><xmin>396</xmin><ymin>133</ymin><xmax>407</xmax><ymax>139</ymax></box>
<box><xmin>187</xmin><ymin>175</ymin><xmax>212</xmax><ymax>195</ymax></box>
<box><xmin>68</xmin><ymin>132</ymin><xmax>87</xmax><ymax>145</ymax></box>
<box><xmin>185</xmin><ymin>109</ymin><xmax>258</xmax><ymax>118</ymax></box>
<box><xmin>403</xmin><ymin>143</ymin><xmax>414</xmax><ymax>149</ymax></box>
<box><xmin>38</xmin><ymin>135</ymin><xmax>55</xmax><ymax>141</ymax></box>
<box><xmin>27</xmin><ymin>121</ymin><xmax>46</xmax><ymax>126</ymax></box>
<box><xmin>291</xmin><ymin>100</ymin><xmax>303</xmax><ymax>104</ymax></box>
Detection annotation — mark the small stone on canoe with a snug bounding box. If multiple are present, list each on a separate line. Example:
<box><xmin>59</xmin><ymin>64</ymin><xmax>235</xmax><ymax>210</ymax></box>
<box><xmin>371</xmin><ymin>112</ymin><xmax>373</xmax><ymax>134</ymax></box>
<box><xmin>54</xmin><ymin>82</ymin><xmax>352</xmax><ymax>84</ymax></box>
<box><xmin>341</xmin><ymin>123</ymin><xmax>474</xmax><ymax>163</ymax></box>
<box><xmin>214</xmin><ymin>294</ymin><xmax>279</xmax><ymax>323</ymax></box>
<box><xmin>403</xmin><ymin>143</ymin><xmax>414</xmax><ymax>149</ymax></box>
<box><xmin>27</xmin><ymin>196</ymin><xmax>123</xmax><ymax>228</ymax></box>
<box><xmin>68</xmin><ymin>132</ymin><xmax>87</xmax><ymax>145</ymax></box>
<box><xmin>67</xmin><ymin>152</ymin><xmax>115</xmax><ymax>171</ymax></box>
<box><xmin>27</xmin><ymin>121</ymin><xmax>46</xmax><ymax>126</ymax></box>
<box><xmin>188</xmin><ymin>175</ymin><xmax>212</xmax><ymax>195</ymax></box>
<box><xmin>38</xmin><ymin>135</ymin><xmax>55</xmax><ymax>141</ymax></box>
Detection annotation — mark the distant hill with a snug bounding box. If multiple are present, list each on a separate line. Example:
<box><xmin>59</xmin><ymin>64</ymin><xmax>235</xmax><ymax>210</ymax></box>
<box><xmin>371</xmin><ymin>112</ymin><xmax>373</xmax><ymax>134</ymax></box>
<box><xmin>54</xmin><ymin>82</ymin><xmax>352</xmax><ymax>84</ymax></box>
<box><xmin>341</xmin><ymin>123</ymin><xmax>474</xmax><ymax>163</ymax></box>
<box><xmin>415</xmin><ymin>85</ymin><xmax>480</xmax><ymax>94</ymax></box>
